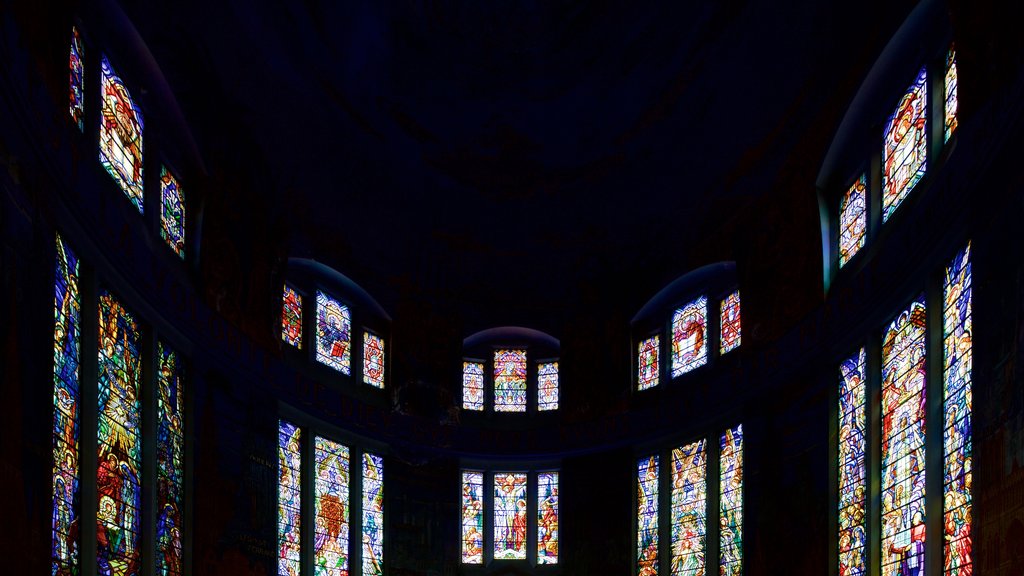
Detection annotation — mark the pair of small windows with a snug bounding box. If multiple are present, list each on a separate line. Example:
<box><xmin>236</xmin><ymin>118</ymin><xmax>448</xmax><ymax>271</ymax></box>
<box><xmin>462</xmin><ymin>351</ymin><xmax>559</xmax><ymax>412</ymax></box>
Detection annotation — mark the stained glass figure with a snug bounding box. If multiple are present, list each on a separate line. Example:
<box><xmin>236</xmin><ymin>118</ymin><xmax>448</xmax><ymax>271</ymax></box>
<box><xmin>945</xmin><ymin>48</ymin><xmax>958</xmax><ymax>143</ymax></box>
<box><xmin>461</xmin><ymin>472</ymin><xmax>484</xmax><ymax>564</ymax></box>
<box><xmin>362</xmin><ymin>453</ymin><xmax>384</xmax><ymax>576</ymax></box>
<box><xmin>672</xmin><ymin>297</ymin><xmax>708</xmax><ymax>377</ymax></box>
<box><xmin>156</xmin><ymin>343</ymin><xmax>185</xmax><ymax>576</ymax></box>
<box><xmin>880</xmin><ymin>297</ymin><xmax>927</xmax><ymax>576</ymax></box>
<box><xmin>99</xmin><ymin>55</ymin><xmax>144</xmax><ymax>213</ymax></box>
<box><xmin>720</xmin><ymin>291</ymin><xmax>742</xmax><ymax>354</ymax></box>
<box><xmin>720</xmin><ymin>425</ymin><xmax>743</xmax><ymax>576</ymax></box>
<box><xmin>637</xmin><ymin>455</ymin><xmax>660</xmax><ymax>576</ymax></box>
<box><xmin>839</xmin><ymin>175</ymin><xmax>868</xmax><ymax>268</ymax></box>
<box><xmin>883</xmin><ymin>68</ymin><xmax>927</xmax><ymax>222</ymax></box>
<box><xmin>638</xmin><ymin>335</ymin><xmax>660</xmax><ymax>391</ymax></box>
<box><xmin>943</xmin><ymin>244</ymin><xmax>972</xmax><ymax>576</ymax></box>
<box><xmin>537</xmin><ymin>472</ymin><xmax>559</xmax><ymax>565</ymax></box>
<box><xmin>70</xmin><ymin>27</ymin><xmax>84</xmax><ymax>131</ymax></box>
<box><xmin>53</xmin><ymin>235</ymin><xmax>81</xmax><ymax>576</ymax></box>
<box><xmin>839</xmin><ymin>349</ymin><xmax>868</xmax><ymax>576</ymax></box>
<box><xmin>279</xmin><ymin>421</ymin><xmax>302</xmax><ymax>576</ymax></box>
<box><xmin>494</xmin><ymin>349</ymin><xmax>527</xmax><ymax>412</ymax></box>
<box><xmin>493</xmin><ymin>473</ymin><xmax>528</xmax><ymax>560</ymax></box>
<box><xmin>97</xmin><ymin>292</ymin><xmax>143</xmax><ymax>576</ymax></box>
<box><xmin>671</xmin><ymin>440</ymin><xmax>706</xmax><ymax>576</ymax></box>
<box><xmin>462</xmin><ymin>362</ymin><xmax>484</xmax><ymax>411</ymax></box>
<box><xmin>316</xmin><ymin>291</ymin><xmax>351</xmax><ymax>375</ymax></box>
<box><xmin>281</xmin><ymin>285</ymin><xmax>303</xmax><ymax>349</ymax></box>
<box><xmin>313</xmin><ymin>437</ymin><xmax>349</xmax><ymax>576</ymax></box>
<box><xmin>362</xmin><ymin>333</ymin><xmax>385</xmax><ymax>389</ymax></box>
<box><xmin>159</xmin><ymin>167</ymin><xmax>185</xmax><ymax>259</ymax></box>
<box><xmin>537</xmin><ymin>362</ymin><xmax>559</xmax><ymax>411</ymax></box>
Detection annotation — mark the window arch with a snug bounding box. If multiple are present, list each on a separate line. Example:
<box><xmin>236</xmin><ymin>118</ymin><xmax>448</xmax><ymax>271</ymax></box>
<box><xmin>460</xmin><ymin>327</ymin><xmax>560</xmax><ymax>413</ymax></box>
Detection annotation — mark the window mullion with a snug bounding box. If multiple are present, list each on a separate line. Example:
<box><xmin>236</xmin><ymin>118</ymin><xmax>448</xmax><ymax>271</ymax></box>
<box><xmin>141</xmin><ymin>329</ymin><xmax>157</xmax><ymax>576</ymax></box>
<box><xmin>925</xmin><ymin>270</ymin><xmax>945</xmax><ymax>576</ymax></box>
<box><xmin>80</xmin><ymin>263</ymin><xmax>99</xmax><ymax>576</ymax></box>
<box><xmin>301</xmin><ymin>428</ymin><xmax>314</xmax><ymax>576</ymax></box>
<box><xmin>866</xmin><ymin>329</ymin><xmax>882</xmax><ymax>576</ymax></box>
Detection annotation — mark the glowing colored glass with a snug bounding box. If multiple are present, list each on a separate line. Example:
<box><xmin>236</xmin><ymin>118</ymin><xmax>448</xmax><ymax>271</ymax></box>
<box><xmin>97</xmin><ymin>292</ymin><xmax>143</xmax><ymax>576</ymax></box>
<box><xmin>720</xmin><ymin>291</ymin><xmax>741</xmax><ymax>354</ymax></box>
<box><xmin>363</xmin><ymin>333</ymin><xmax>385</xmax><ymax>388</ymax></box>
<box><xmin>839</xmin><ymin>175</ymin><xmax>867</xmax><ymax>267</ymax></box>
<box><xmin>316</xmin><ymin>291</ymin><xmax>351</xmax><ymax>375</ymax></box>
<box><xmin>279</xmin><ymin>421</ymin><xmax>302</xmax><ymax>576</ymax></box>
<box><xmin>538</xmin><ymin>362</ymin><xmax>559</xmax><ymax>411</ymax></box>
<box><xmin>159</xmin><ymin>167</ymin><xmax>186</xmax><ymax>259</ymax></box>
<box><xmin>313</xmin><ymin>437</ymin><xmax>349</xmax><ymax>576</ymax></box>
<box><xmin>720</xmin><ymin>425</ymin><xmax>743</xmax><ymax>576</ymax></box>
<box><xmin>943</xmin><ymin>244</ymin><xmax>972</xmax><ymax>576</ymax></box>
<box><xmin>839</xmin><ymin>349</ymin><xmax>867</xmax><ymax>576</ymax></box>
<box><xmin>638</xmin><ymin>335</ymin><xmax>660</xmax><ymax>391</ymax></box>
<box><xmin>70</xmin><ymin>28</ymin><xmax>84</xmax><ymax>131</ymax></box>
<box><xmin>880</xmin><ymin>297</ymin><xmax>927</xmax><ymax>576</ymax></box>
<box><xmin>53</xmin><ymin>235</ymin><xmax>81</xmax><ymax>576</ymax></box>
<box><xmin>156</xmin><ymin>343</ymin><xmax>185</xmax><ymax>576</ymax></box>
<box><xmin>462</xmin><ymin>362</ymin><xmax>484</xmax><ymax>411</ymax></box>
<box><xmin>672</xmin><ymin>297</ymin><xmax>708</xmax><ymax>377</ymax></box>
<box><xmin>945</xmin><ymin>48</ymin><xmax>958</xmax><ymax>143</ymax></box>
<box><xmin>99</xmin><ymin>55</ymin><xmax>144</xmax><ymax>212</ymax></box>
<box><xmin>362</xmin><ymin>453</ymin><xmax>384</xmax><ymax>576</ymax></box>
<box><xmin>537</xmin><ymin>472</ymin><xmax>559</xmax><ymax>565</ymax></box>
<box><xmin>671</xmin><ymin>440</ymin><xmax>706</xmax><ymax>576</ymax></box>
<box><xmin>883</xmin><ymin>68</ymin><xmax>927</xmax><ymax>222</ymax></box>
<box><xmin>494</xmin><ymin>349</ymin><xmax>527</xmax><ymax>412</ymax></box>
<box><xmin>493</xmin><ymin>473</ymin><xmax>528</xmax><ymax>560</ymax></box>
<box><xmin>461</xmin><ymin>472</ymin><xmax>484</xmax><ymax>564</ymax></box>
<box><xmin>637</xmin><ymin>455</ymin><xmax>660</xmax><ymax>575</ymax></box>
<box><xmin>282</xmin><ymin>286</ymin><xmax>303</xmax><ymax>349</ymax></box>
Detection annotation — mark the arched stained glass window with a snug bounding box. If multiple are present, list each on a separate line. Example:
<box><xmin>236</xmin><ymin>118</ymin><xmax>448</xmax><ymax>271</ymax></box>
<box><xmin>156</xmin><ymin>343</ymin><xmax>185</xmax><ymax>576</ymax></box>
<box><xmin>538</xmin><ymin>362</ymin><xmax>559</xmax><ymax>411</ymax></box>
<box><xmin>278</xmin><ymin>421</ymin><xmax>302</xmax><ymax>576</ymax></box>
<box><xmin>637</xmin><ymin>455</ymin><xmax>660</xmax><ymax>575</ymax></box>
<box><xmin>362</xmin><ymin>332</ymin><xmax>385</xmax><ymax>389</ymax></box>
<box><xmin>720</xmin><ymin>291</ymin><xmax>742</xmax><ymax>354</ymax></box>
<box><xmin>99</xmin><ymin>55</ymin><xmax>145</xmax><ymax>213</ymax></box>
<box><xmin>282</xmin><ymin>285</ymin><xmax>303</xmax><ymax>349</ymax></box>
<box><xmin>493</xmin><ymin>349</ymin><xmax>527</xmax><ymax>413</ymax></box>
<box><xmin>943</xmin><ymin>244</ymin><xmax>972</xmax><ymax>575</ymax></box>
<box><xmin>839</xmin><ymin>349</ymin><xmax>867</xmax><ymax>576</ymax></box>
<box><xmin>314</xmin><ymin>436</ymin><xmax>349</xmax><ymax>576</ymax></box>
<box><xmin>461</xmin><ymin>472</ymin><xmax>484</xmax><ymax>564</ymax></box>
<box><xmin>159</xmin><ymin>167</ymin><xmax>186</xmax><ymax>259</ymax></box>
<box><xmin>882</xmin><ymin>68</ymin><xmax>927</xmax><ymax>222</ymax></box>
<box><xmin>537</xmin><ymin>472</ymin><xmax>559</xmax><ymax>565</ymax></box>
<box><xmin>672</xmin><ymin>440</ymin><xmax>706</xmax><ymax>576</ymax></box>
<box><xmin>493</xmin><ymin>473</ymin><xmax>528</xmax><ymax>560</ymax></box>
<box><xmin>316</xmin><ymin>291</ymin><xmax>352</xmax><ymax>375</ymax></box>
<box><xmin>672</xmin><ymin>296</ymin><xmax>708</xmax><ymax>377</ymax></box>
<box><xmin>720</xmin><ymin>425</ymin><xmax>743</xmax><ymax>576</ymax></box>
<box><xmin>462</xmin><ymin>362</ymin><xmax>484</xmax><ymax>411</ymax></box>
<box><xmin>839</xmin><ymin>175</ymin><xmax>868</xmax><ymax>268</ymax></box>
<box><xmin>944</xmin><ymin>48</ymin><xmax>959</xmax><ymax>143</ymax></box>
<box><xmin>70</xmin><ymin>27</ymin><xmax>84</xmax><ymax>131</ymax></box>
<box><xmin>53</xmin><ymin>235</ymin><xmax>81</xmax><ymax>576</ymax></box>
<box><xmin>362</xmin><ymin>453</ymin><xmax>384</xmax><ymax>576</ymax></box>
<box><xmin>638</xmin><ymin>335</ymin><xmax>660</xmax><ymax>391</ymax></box>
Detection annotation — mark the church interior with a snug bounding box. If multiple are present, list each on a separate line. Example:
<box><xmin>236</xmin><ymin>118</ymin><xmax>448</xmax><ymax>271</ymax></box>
<box><xmin>2</xmin><ymin>0</ymin><xmax>1024</xmax><ymax>574</ymax></box>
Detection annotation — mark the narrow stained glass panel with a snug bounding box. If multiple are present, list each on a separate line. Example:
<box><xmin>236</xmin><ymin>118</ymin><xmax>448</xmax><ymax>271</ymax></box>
<box><xmin>156</xmin><ymin>343</ymin><xmax>185</xmax><ymax>576</ymax></box>
<box><xmin>316</xmin><ymin>291</ymin><xmax>351</xmax><ymax>375</ymax></box>
<box><xmin>672</xmin><ymin>297</ymin><xmax>708</xmax><ymax>377</ymax></box>
<box><xmin>494</xmin><ymin>349</ymin><xmax>527</xmax><ymax>413</ymax></box>
<box><xmin>537</xmin><ymin>472</ymin><xmax>559</xmax><ymax>565</ymax></box>
<box><xmin>839</xmin><ymin>349</ymin><xmax>868</xmax><ymax>576</ymax></box>
<box><xmin>943</xmin><ymin>244</ymin><xmax>972</xmax><ymax>576</ymax></box>
<box><xmin>883</xmin><ymin>68</ymin><xmax>927</xmax><ymax>222</ymax></box>
<box><xmin>720</xmin><ymin>425</ymin><xmax>743</xmax><ymax>576</ymax></box>
<box><xmin>97</xmin><ymin>292</ymin><xmax>142</xmax><ymax>576</ymax></box>
<box><xmin>461</xmin><ymin>472</ymin><xmax>484</xmax><ymax>564</ymax></box>
<box><xmin>159</xmin><ymin>167</ymin><xmax>186</xmax><ymax>259</ymax></box>
<box><xmin>881</xmin><ymin>297</ymin><xmax>927</xmax><ymax>576</ymax></box>
<box><xmin>494</xmin><ymin>473</ymin><xmax>528</xmax><ymax>560</ymax></box>
<box><xmin>839</xmin><ymin>175</ymin><xmax>868</xmax><ymax>268</ymax></box>
<box><xmin>99</xmin><ymin>55</ymin><xmax>144</xmax><ymax>212</ymax></box>
<box><xmin>362</xmin><ymin>453</ymin><xmax>384</xmax><ymax>576</ymax></box>
<box><xmin>314</xmin><ymin>437</ymin><xmax>349</xmax><ymax>576</ymax></box>
<box><xmin>363</xmin><ymin>333</ymin><xmax>385</xmax><ymax>389</ymax></box>
<box><xmin>945</xmin><ymin>48</ymin><xmax>959</xmax><ymax>143</ymax></box>
<box><xmin>671</xmin><ymin>440</ymin><xmax>706</xmax><ymax>576</ymax></box>
<box><xmin>538</xmin><ymin>362</ymin><xmax>559</xmax><ymax>411</ymax></box>
<box><xmin>720</xmin><ymin>291</ymin><xmax>742</xmax><ymax>354</ymax></box>
<box><xmin>637</xmin><ymin>455</ymin><xmax>659</xmax><ymax>576</ymax></box>
<box><xmin>279</xmin><ymin>421</ymin><xmax>302</xmax><ymax>576</ymax></box>
<box><xmin>281</xmin><ymin>285</ymin><xmax>303</xmax><ymax>349</ymax></box>
<box><xmin>638</xmin><ymin>335</ymin><xmax>660</xmax><ymax>391</ymax></box>
<box><xmin>70</xmin><ymin>27</ymin><xmax>84</xmax><ymax>131</ymax></box>
<box><xmin>53</xmin><ymin>235</ymin><xmax>81</xmax><ymax>576</ymax></box>
<box><xmin>462</xmin><ymin>362</ymin><xmax>484</xmax><ymax>411</ymax></box>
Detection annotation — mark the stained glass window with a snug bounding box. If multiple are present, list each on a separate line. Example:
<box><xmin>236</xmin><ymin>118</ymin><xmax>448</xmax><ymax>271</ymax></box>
<box><xmin>461</xmin><ymin>472</ymin><xmax>484</xmax><ymax>564</ymax></box>
<box><xmin>883</xmin><ymin>68</ymin><xmax>927</xmax><ymax>222</ymax></box>
<box><xmin>159</xmin><ymin>167</ymin><xmax>186</xmax><ymax>259</ymax></box>
<box><xmin>493</xmin><ymin>473</ymin><xmax>528</xmax><ymax>560</ymax></box>
<box><xmin>839</xmin><ymin>175</ymin><xmax>868</xmax><ymax>267</ymax></box>
<box><xmin>880</xmin><ymin>297</ymin><xmax>927</xmax><ymax>576</ymax></box>
<box><xmin>538</xmin><ymin>362</ymin><xmax>559</xmax><ymax>411</ymax></box>
<box><xmin>494</xmin><ymin>349</ymin><xmax>527</xmax><ymax>412</ymax></box>
<box><xmin>462</xmin><ymin>362</ymin><xmax>484</xmax><ymax>411</ymax></box>
<box><xmin>70</xmin><ymin>27</ymin><xmax>84</xmax><ymax>131</ymax></box>
<box><xmin>156</xmin><ymin>343</ymin><xmax>185</xmax><ymax>576</ymax></box>
<box><xmin>99</xmin><ymin>55</ymin><xmax>144</xmax><ymax>213</ymax></box>
<box><xmin>638</xmin><ymin>335</ymin><xmax>660</xmax><ymax>391</ymax></box>
<box><xmin>316</xmin><ymin>291</ymin><xmax>351</xmax><ymax>375</ymax></box>
<box><xmin>944</xmin><ymin>48</ymin><xmax>958</xmax><ymax>143</ymax></box>
<box><xmin>672</xmin><ymin>297</ymin><xmax>708</xmax><ymax>377</ymax></box>
<box><xmin>363</xmin><ymin>332</ymin><xmax>385</xmax><ymax>389</ymax></box>
<box><xmin>362</xmin><ymin>453</ymin><xmax>384</xmax><ymax>576</ymax></box>
<box><xmin>720</xmin><ymin>291</ymin><xmax>742</xmax><ymax>354</ymax></box>
<box><xmin>671</xmin><ymin>440</ymin><xmax>706</xmax><ymax>576</ymax></box>
<box><xmin>313</xmin><ymin>436</ymin><xmax>349</xmax><ymax>576</ymax></box>
<box><xmin>537</xmin><ymin>472</ymin><xmax>559</xmax><ymax>565</ymax></box>
<box><xmin>97</xmin><ymin>292</ymin><xmax>143</xmax><ymax>576</ymax></box>
<box><xmin>943</xmin><ymin>244</ymin><xmax>972</xmax><ymax>576</ymax></box>
<box><xmin>282</xmin><ymin>285</ymin><xmax>303</xmax><ymax>349</ymax></box>
<box><xmin>720</xmin><ymin>425</ymin><xmax>743</xmax><ymax>576</ymax></box>
<box><xmin>839</xmin><ymin>349</ymin><xmax>867</xmax><ymax>576</ymax></box>
<box><xmin>637</xmin><ymin>455</ymin><xmax>659</xmax><ymax>575</ymax></box>
<box><xmin>53</xmin><ymin>235</ymin><xmax>81</xmax><ymax>576</ymax></box>
<box><xmin>279</xmin><ymin>421</ymin><xmax>302</xmax><ymax>576</ymax></box>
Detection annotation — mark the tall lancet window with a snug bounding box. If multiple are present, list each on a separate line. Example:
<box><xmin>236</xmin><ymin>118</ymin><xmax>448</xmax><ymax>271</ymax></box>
<box><xmin>156</xmin><ymin>343</ymin><xmax>185</xmax><ymax>576</ymax></box>
<box><xmin>461</xmin><ymin>472</ymin><xmax>485</xmax><ymax>564</ymax></box>
<box><xmin>720</xmin><ymin>425</ymin><xmax>744</xmax><ymax>576</ymax></box>
<box><xmin>362</xmin><ymin>453</ymin><xmax>385</xmax><ymax>576</ymax></box>
<box><xmin>53</xmin><ymin>235</ymin><xmax>81</xmax><ymax>576</ymax></box>
<box><xmin>278</xmin><ymin>421</ymin><xmax>302</xmax><ymax>576</ymax></box>
<box><xmin>943</xmin><ymin>245</ymin><xmax>972</xmax><ymax>575</ymax></box>
<box><xmin>493</xmin><ymin>473</ymin><xmax>529</xmax><ymax>560</ymax></box>
<box><xmin>637</xmin><ymin>455</ymin><xmax>660</xmax><ymax>575</ymax></box>
<box><xmin>672</xmin><ymin>440</ymin><xmax>706</xmax><ymax>576</ymax></box>
<box><xmin>839</xmin><ymin>349</ymin><xmax>867</xmax><ymax>576</ymax></box>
